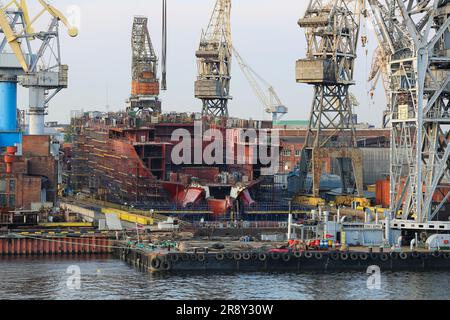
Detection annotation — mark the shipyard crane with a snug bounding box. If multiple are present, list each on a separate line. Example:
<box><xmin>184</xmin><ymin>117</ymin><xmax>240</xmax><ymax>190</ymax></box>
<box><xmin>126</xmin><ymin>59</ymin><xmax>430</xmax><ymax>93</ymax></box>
<box><xmin>195</xmin><ymin>0</ymin><xmax>232</xmax><ymax>118</ymax></box>
<box><xmin>232</xmin><ymin>47</ymin><xmax>288</xmax><ymax>122</ymax></box>
<box><xmin>0</xmin><ymin>0</ymin><xmax>78</xmax><ymax>140</ymax></box>
<box><xmin>295</xmin><ymin>0</ymin><xmax>366</xmax><ymax>200</ymax></box>
<box><xmin>367</xmin><ymin>0</ymin><xmax>450</xmax><ymax>226</ymax></box>
<box><xmin>128</xmin><ymin>16</ymin><xmax>162</xmax><ymax>114</ymax></box>
<box><xmin>366</xmin><ymin>0</ymin><xmax>413</xmax><ymax>128</ymax></box>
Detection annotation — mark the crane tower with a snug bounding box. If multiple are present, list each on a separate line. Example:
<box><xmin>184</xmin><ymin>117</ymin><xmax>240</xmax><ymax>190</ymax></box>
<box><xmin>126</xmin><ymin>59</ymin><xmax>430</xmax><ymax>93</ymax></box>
<box><xmin>369</xmin><ymin>0</ymin><xmax>450</xmax><ymax>224</ymax></box>
<box><xmin>296</xmin><ymin>0</ymin><xmax>365</xmax><ymax>198</ymax></box>
<box><xmin>195</xmin><ymin>0</ymin><xmax>232</xmax><ymax>118</ymax></box>
<box><xmin>0</xmin><ymin>0</ymin><xmax>78</xmax><ymax>139</ymax></box>
<box><xmin>128</xmin><ymin>16</ymin><xmax>161</xmax><ymax>114</ymax></box>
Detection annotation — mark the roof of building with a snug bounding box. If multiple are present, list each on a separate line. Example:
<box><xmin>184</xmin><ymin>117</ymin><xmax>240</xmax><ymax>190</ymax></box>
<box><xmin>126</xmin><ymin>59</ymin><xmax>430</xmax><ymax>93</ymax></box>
<box><xmin>273</xmin><ymin>120</ymin><xmax>309</xmax><ymax>127</ymax></box>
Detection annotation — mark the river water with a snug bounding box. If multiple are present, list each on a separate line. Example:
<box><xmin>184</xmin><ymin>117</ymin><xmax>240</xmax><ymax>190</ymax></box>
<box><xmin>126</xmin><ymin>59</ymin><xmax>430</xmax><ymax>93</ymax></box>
<box><xmin>0</xmin><ymin>256</ymin><xmax>449</xmax><ymax>300</ymax></box>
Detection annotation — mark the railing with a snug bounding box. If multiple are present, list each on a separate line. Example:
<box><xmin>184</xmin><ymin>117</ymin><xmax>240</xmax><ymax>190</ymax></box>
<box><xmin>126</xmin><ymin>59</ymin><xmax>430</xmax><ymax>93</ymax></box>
<box><xmin>193</xmin><ymin>221</ymin><xmax>289</xmax><ymax>230</ymax></box>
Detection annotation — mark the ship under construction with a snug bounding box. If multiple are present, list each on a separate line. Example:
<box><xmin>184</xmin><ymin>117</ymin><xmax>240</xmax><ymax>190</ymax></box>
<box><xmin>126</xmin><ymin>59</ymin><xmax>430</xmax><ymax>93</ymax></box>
<box><xmin>65</xmin><ymin>12</ymin><xmax>295</xmax><ymax>220</ymax></box>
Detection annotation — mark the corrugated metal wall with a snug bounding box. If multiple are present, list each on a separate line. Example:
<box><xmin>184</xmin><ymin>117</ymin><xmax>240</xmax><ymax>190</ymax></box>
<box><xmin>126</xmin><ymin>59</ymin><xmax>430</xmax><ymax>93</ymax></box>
<box><xmin>331</xmin><ymin>148</ymin><xmax>390</xmax><ymax>186</ymax></box>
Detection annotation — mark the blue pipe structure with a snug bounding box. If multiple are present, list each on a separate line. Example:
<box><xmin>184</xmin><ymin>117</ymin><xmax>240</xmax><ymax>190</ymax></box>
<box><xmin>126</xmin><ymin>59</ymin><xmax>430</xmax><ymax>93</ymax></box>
<box><xmin>0</xmin><ymin>81</ymin><xmax>22</xmax><ymax>147</ymax></box>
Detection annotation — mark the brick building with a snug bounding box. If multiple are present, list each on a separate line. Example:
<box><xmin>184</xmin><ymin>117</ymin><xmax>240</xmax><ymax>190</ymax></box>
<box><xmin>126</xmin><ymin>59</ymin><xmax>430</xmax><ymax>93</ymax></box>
<box><xmin>276</xmin><ymin>125</ymin><xmax>391</xmax><ymax>186</ymax></box>
<box><xmin>0</xmin><ymin>136</ymin><xmax>58</xmax><ymax>211</ymax></box>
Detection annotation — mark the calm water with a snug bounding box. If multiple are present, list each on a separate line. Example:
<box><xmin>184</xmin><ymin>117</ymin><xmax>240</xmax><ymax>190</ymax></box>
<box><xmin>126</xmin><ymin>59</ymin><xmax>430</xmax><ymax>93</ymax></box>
<box><xmin>0</xmin><ymin>256</ymin><xmax>449</xmax><ymax>300</ymax></box>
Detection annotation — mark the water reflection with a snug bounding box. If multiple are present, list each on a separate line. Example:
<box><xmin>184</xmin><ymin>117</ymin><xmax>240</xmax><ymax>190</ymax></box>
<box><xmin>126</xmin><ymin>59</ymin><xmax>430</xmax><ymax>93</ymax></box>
<box><xmin>0</xmin><ymin>256</ymin><xmax>449</xmax><ymax>300</ymax></box>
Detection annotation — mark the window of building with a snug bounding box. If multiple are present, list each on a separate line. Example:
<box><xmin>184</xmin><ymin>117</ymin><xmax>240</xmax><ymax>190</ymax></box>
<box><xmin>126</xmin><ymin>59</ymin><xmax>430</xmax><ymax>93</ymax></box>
<box><xmin>0</xmin><ymin>179</ymin><xmax>15</xmax><ymax>208</ymax></box>
<box><xmin>295</xmin><ymin>150</ymin><xmax>302</xmax><ymax>157</ymax></box>
<box><xmin>8</xmin><ymin>195</ymin><xmax>15</xmax><ymax>208</ymax></box>
<box><xmin>9</xmin><ymin>179</ymin><xmax>15</xmax><ymax>192</ymax></box>
<box><xmin>282</xmin><ymin>149</ymin><xmax>291</xmax><ymax>156</ymax></box>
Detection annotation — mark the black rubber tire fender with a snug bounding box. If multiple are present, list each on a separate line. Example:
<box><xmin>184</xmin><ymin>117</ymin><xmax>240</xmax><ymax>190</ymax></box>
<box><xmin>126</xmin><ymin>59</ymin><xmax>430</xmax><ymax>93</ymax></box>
<box><xmin>432</xmin><ymin>251</ymin><xmax>442</xmax><ymax>258</ymax></box>
<box><xmin>251</xmin><ymin>252</ymin><xmax>258</xmax><ymax>261</ymax></box>
<box><xmin>169</xmin><ymin>254</ymin><xmax>179</xmax><ymax>263</ymax></box>
<box><xmin>399</xmin><ymin>252</ymin><xmax>408</xmax><ymax>260</ymax></box>
<box><xmin>234</xmin><ymin>252</ymin><xmax>242</xmax><ymax>261</ymax></box>
<box><xmin>197</xmin><ymin>253</ymin><xmax>206</xmax><ymax>262</ymax></box>
<box><xmin>314</xmin><ymin>252</ymin><xmax>323</xmax><ymax>260</ymax></box>
<box><xmin>444</xmin><ymin>252</ymin><xmax>450</xmax><ymax>260</ymax></box>
<box><xmin>304</xmin><ymin>251</ymin><xmax>313</xmax><ymax>259</ymax></box>
<box><xmin>242</xmin><ymin>252</ymin><xmax>252</xmax><ymax>261</ymax></box>
<box><xmin>258</xmin><ymin>253</ymin><xmax>268</xmax><ymax>262</ymax></box>
<box><xmin>225</xmin><ymin>252</ymin><xmax>234</xmax><ymax>260</ymax></box>
<box><xmin>150</xmin><ymin>257</ymin><xmax>161</xmax><ymax>270</ymax></box>
<box><xmin>190</xmin><ymin>253</ymin><xmax>198</xmax><ymax>261</ymax></box>
<box><xmin>379</xmin><ymin>253</ymin><xmax>389</xmax><ymax>261</ymax></box>
<box><xmin>282</xmin><ymin>253</ymin><xmax>291</xmax><ymax>262</ymax></box>
<box><xmin>340</xmin><ymin>253</ymin><xmax>349</xmax><ymax>261</ymax></box>
<box><xmin>359</xmin><ymin>253</ymin><xmax>369</xmax><ymax>261</ymax></box>
<box><xmin>294</xmin><ymin>251</ymin><xmax>302</xmax><ymax>259</ymax></box>
<box><xmin>370</xmin><ymin>253</ymin><xmax>378</xmax><ymax>260</ymax></box>
<box><xmin>330</xmin><ymin>252</ymin><xmax>340</xmax><ymax>261</ymax></box>
<box><xmin>350</xmin><ymin>253</ymin><xmax>359</xmax><ymax>261</ymax></box>
<box><xmin>390</xmin><ymin>252</ymin><xmax>399</xmax><ymax>260</ymax></box>
<box><xmin>271</xmin><ymin>252</ymin><xmax>281</xmax><ymax>260</ymax></box>
<box><xmin>216</xmin><ymin>252</ymin><xmax>225</xmax><ymax>261</ymax></box>
<box><xmin>180</xmin><ymin>253</ymin><xmax>190</xmax><ymax>261</ymax></box>
<box><xmin>160</xmin><ymin>259</ymin><xmax>172</xmax><ymax>271</ymax></box>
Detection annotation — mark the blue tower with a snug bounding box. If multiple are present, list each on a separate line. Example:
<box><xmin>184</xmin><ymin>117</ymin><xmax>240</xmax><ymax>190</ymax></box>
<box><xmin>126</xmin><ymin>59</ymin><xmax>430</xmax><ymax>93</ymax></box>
<box><xmin>0</xmin><ymin>81</ymin><xmax>22</xmax><ymax>147</ymax></box>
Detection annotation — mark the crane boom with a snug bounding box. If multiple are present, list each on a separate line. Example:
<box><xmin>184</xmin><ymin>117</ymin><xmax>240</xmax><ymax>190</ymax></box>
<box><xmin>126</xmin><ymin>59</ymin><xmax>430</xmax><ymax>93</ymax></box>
<box><xmin>232</xmin><ymin>47</ymin><xmax>287</xmax><ymax>121</ymax></box>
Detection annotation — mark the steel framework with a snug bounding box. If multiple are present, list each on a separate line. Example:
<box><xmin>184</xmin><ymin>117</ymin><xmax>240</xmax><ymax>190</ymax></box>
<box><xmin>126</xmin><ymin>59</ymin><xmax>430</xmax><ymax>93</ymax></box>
<box><xmin>0</xmin><ymin>0</ymin><xmax>77</xmax><ymax>136</ymax></box>
<box><xmin>195</xmin><ymin>0</ymin><xmax>232</xmax><ymax>118</ymax></box>
<box><xmin>128</xmin><ymin>16</ymin><xmax>161</xmax><ymax>114</ymax></box>
<box><xmin>296</xmin><ymin>0</ymin><xmax>365</xmax><ymax>197</ymax></box>
<box><xmin>368</xmin><ymin>0</ymin><xmax>450</xmax><ymax>223</ymax></box>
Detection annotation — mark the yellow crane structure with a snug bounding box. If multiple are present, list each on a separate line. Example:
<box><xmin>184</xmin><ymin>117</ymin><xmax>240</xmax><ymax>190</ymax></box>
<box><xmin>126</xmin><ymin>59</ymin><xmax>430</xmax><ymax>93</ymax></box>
<box><xmin>0</xmin><ymin>0</ymin><xmax>78</xmax><ymax>142</ymax></box>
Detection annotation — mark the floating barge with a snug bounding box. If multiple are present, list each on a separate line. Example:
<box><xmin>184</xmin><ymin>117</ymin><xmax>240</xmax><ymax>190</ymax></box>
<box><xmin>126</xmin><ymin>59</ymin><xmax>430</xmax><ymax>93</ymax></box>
<box><xmin>113</xmin><ymin>244</ymin><xmax>450</xmax><ymax>273</ymax></box>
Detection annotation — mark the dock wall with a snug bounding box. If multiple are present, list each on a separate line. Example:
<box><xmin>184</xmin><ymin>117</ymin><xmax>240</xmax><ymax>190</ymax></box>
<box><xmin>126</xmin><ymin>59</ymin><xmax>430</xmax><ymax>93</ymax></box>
<box><xmin>0</xmin><ymin>237</ymin><xmax>112</xmax><ymax>256</ymax></box>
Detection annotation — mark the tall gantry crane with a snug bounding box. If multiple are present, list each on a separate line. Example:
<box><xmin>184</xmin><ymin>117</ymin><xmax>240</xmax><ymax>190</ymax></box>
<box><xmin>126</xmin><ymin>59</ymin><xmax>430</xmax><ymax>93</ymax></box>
<box><xmin>295</xmin><ymin>0</ymin><xmax>365</xmax><ymax>199</ymax></box>
<box><xmin>367</xmin><ymin>0</ymin><xmax>413</xmax><ymax>128</ymax></box>
<box><xmin>232</xmin><ymin>47</ymin><xmax>288</xmax><ymax>122</ymax></box>
<box><xmin>369</xmin><ymin>0</ymin><xmax>450</xmax><ymax>224</ymax></box>
<box><xmin>195</xmin><ymin>0</ymin><xmax>232</xmax><ymax>118</ymax></box>
<box><xmin>128</xmin><ymin>16</ymin><xmax>161</xmax><ymax>114</ymax></box>
<box><xmin>0</xmin><ymin>0</ymin><xmax>78</xmax><ymax>139</ymax></box>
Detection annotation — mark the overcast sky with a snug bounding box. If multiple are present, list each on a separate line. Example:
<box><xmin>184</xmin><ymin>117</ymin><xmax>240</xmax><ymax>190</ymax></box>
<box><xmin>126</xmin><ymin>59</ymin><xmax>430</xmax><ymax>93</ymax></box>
<box><xmin>17</xmin><ymin>0</ymin><xmax>386</xmax><ymax>126</ymax></box>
